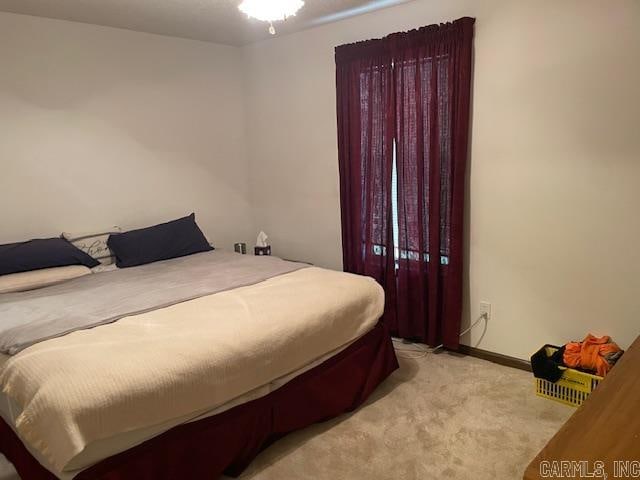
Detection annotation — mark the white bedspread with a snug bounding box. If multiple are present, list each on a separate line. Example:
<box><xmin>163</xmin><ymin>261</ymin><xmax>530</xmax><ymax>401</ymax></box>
<box><xmin>0</xmin><ymin>267</ymin><xmax>383</xmax><ymax>474</ymax></box>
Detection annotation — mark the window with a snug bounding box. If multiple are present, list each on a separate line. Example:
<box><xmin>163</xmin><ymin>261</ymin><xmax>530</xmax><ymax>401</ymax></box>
<box><xmin>374</xmin><ymin>140</ymin><xmax>449</xmax><ymax>267</ymax></box>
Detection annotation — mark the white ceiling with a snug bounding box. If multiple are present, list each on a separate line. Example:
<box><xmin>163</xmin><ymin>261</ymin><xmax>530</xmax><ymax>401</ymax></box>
<box><xmin>0</xmin><ymin>0</ymin><xmax>413</xmax><ymax>46</ymax></box>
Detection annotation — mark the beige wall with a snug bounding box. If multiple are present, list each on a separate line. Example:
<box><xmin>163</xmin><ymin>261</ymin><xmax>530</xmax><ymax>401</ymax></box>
<box><xmin>243</xmin><ymin>0</ymin><xmax>640</xmax><ymax>359</ymax></box>
<box><xmin>0</xmin><ymin>12</ymin><xmax>254</xmax><ymax>249</ymax></box>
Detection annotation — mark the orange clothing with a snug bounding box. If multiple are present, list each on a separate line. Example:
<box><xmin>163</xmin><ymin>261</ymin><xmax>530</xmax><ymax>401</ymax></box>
<box><xmin>563</xmin><ymin>334</ymin><xmax>622</xmax><ymax>377</ymax></box>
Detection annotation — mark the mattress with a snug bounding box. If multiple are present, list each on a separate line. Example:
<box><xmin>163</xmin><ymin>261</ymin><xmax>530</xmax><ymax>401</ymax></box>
<box><xmin>0</xmin><ymin>264</ymin><xmax>384</xmax><ymax>478</ymax></box>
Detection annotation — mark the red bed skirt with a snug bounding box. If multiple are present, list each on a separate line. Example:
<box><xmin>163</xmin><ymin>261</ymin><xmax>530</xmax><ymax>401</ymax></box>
<box><xmin>0</xmin><ymin>322</ymin><xmax>398</xmax><ymax>480</ymax></box>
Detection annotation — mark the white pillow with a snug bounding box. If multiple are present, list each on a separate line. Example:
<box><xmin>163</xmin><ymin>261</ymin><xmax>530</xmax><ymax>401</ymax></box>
<box><xmin>62</xmin><ymin>227</ymin><xmax>122</xmax><ymax>265</ymax></box>
<box><xmin>0</xmin><ymin>265</ymin><xmax>91</xmax><ymax>294</ymax></box>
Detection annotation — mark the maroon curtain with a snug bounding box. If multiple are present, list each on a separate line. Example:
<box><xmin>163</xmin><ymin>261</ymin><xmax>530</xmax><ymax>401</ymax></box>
<box><xmin>335</xmin><ymin>39</ymin><xmax>398</xmax><ymax>326</ymax></box>
<box><xmin>392</xmin><ymin>18</ymin><xmax>474</xmax><ymax>348</ymax></box>
<box><xmin>336</xmin><ymin>17</ymin><xmax>474</xmax><ymax>349</ymax></box>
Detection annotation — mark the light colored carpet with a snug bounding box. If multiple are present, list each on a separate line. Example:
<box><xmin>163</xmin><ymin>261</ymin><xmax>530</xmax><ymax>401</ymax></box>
<box><xmin>0</xmin><ymin>349</ymin><xmax>572</xmax><ymax>480</ymax></box>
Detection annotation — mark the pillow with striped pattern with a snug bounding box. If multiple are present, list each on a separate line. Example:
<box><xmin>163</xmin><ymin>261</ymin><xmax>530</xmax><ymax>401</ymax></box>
<box><xmin>62</xmin><ymin>227</ymin><xmax>122</xmax><ymax>266</ymax></box>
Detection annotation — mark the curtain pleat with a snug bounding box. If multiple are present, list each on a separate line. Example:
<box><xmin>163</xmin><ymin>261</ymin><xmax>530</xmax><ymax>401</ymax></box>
<box><xmin>336</xmin><ymin>43</ymin><xmax>398</xmax><ymax>326</ymax></box>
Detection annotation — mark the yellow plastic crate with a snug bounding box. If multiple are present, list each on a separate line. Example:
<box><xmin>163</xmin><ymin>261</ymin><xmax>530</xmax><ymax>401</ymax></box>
<box><xmin>534</xmin><ymin>346</ymin><xmax>603</xmax><ymax>407</ymax></box>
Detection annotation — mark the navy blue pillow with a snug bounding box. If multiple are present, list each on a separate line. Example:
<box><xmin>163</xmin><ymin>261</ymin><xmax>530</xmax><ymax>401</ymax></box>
<box><xmin>107</xmin><ymin>213</ymin><xmax>213</xmax><ymax>268</ymax></box>
<box><xmin>0</xmin><ymin>238</ymin><xmax>100</xmax><ymax>276</ymax></box>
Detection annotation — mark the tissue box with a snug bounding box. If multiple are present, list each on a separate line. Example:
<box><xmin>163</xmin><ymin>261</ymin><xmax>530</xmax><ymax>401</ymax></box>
<box><xmin>254</xmin><ymin>246</ymin><xmax>271</xmax><ymax>256</ymax></box>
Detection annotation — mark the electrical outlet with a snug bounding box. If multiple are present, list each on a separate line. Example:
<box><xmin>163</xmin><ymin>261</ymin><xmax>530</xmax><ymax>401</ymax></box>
<box><xmin>480</xmin><ymin>301</ymin><xmax>491</xmax><ymax>320</ymax></box>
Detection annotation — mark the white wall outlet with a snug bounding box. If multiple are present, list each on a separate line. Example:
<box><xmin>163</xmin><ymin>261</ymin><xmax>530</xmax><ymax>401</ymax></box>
<box><xmin>480</xmin><ymin>301</ymin><xmax>491</xmax><ymax>320</ymax></box>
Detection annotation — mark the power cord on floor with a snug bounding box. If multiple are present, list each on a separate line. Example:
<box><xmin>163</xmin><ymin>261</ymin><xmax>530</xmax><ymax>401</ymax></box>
<box><xmin>392</xmin><ymin>312</ymin><xmax>488</xmax><ymax>359</ymax></box>
<box><xmin>431</xmin><ymin>312</ymin><xmax>488</xmax><ymax>352</ymax></box>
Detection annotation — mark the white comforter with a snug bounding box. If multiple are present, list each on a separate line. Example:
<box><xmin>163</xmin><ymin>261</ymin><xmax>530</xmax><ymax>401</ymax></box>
<box><xmin>0</xmin><ymin>266</ymin><xmax>383</xmax><ymax>474</ymax></box>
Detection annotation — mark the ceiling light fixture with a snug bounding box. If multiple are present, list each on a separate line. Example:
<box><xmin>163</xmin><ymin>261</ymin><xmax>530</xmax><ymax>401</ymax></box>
<box><xmin>238</xmin><ymin>0</ymin><xmax>305</xmax><ymax>35</ymax></box>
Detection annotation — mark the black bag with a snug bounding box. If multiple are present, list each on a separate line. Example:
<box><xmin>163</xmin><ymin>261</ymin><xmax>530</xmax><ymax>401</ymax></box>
<box><xmin>531</xmin><ymin>344</ymin><xmax>566</xmax><ymax>383</ymax></box>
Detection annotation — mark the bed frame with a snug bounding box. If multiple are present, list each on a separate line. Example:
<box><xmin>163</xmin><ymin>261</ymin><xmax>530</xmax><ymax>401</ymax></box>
<box><xmin>0</xmin><ymin>322</ymin><xmax>398</xmax><ymax>480</ymax></box>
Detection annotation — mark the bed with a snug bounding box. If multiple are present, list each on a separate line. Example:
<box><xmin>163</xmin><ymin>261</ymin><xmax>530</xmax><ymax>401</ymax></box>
<box><xmin>0</xmin><ymin>250</ymin><xmax>398</xmax><ymax>479</ymax></box>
